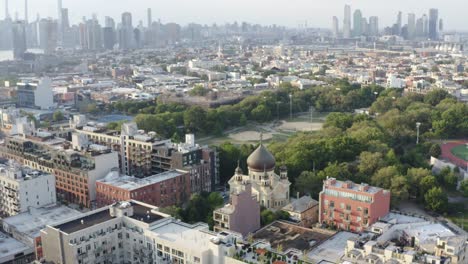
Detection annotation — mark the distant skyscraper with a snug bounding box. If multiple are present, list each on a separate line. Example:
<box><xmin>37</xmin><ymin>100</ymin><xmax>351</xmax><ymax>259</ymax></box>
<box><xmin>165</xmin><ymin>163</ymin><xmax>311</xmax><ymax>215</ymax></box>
<box><xmin>105</xmin><ymin>16</ymin><xmax>115</xmax><ymax>29</ymax></box>
<box><xmin>361</xmin><ymin>17</ymin><xmax>368</xmax><ymax>36</ymax></box>
<box><xmin>332</xmin><ymin>16</ymin><xmax>339</xmax><ymax>38</ymax></box>
<box><xmin>147</xmin><ymin>8</ymin><xmax>152</xmax><ymax>28</ymax></box>
<box><xmin>61</xmin><ymin>8</ymin><xmax>69</xmax><ymax>30</ymax></box>
<box><xmin>422</xmin><ymin>14</ymin><xmax>429</xmax><ymax>38</ymax></box>
<box><xmin>429</xmin><ymin>8</ymin><xmax>438</xmax><ymax>40</ymax></box>
<box><xmin>369</xmin><ymin>16</ymin><xmax>379</xmax><ymax>36</ymax></box>
<box><xmin>39</xmin><ymin>18</ymin><xmax>58</xmax><ymax>54</ymax></box>
<box><xmin>396</xmin><ymin>11</ymin><xmax>402</xmax><ymax>35</ymax></box>
<box><xmin>439</xmin><ymin>19</ymin><xmax>443</xmax><ymax>33</ymax></box>
<box><xmin>407</xmin><ymin>13</ymin><xmax>416</xmax><ymax>40</ymax></box>
<box><xmin>12</xmin><ymin>21</ymin><xmax>26</xmax><ymax>59</ymax></box>
<box><xmin>5</xmin><ymin>0</ymin><xmax>10</xmax><ymax>19</ymax></box>
<box><xmin>57</xmin><ymin>0</ymin><xmax>62</xmax><ymax>43</ymax></box>
<box><xmin>343</xmin><ymin>5</ymin><xmax>351</xmax><ymax>38</ymax></box>
<box><xmin>24</xmin><ymin>0</ymin><xmax>28</xmax><ymax>23</ymax></box>
<box><xmin>120</xmin><ymin>12</ymin><xmax>134</xmax><ymax>49</ymax></box>
<box><xmin>415</xmin><ymin>17</ymin><xmax>424</xmax><ymax>37</ymax></box>
<box><xmin>353</xmin><ymin>9</ymin><xmax>363</xmax><ymax>37</ymax></box>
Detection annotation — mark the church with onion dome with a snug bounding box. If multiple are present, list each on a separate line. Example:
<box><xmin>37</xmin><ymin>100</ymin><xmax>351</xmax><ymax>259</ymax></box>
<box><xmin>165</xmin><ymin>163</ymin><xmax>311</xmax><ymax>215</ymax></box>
<box><xmin>228</xmin><ymin>136</ymin><xmax>291</xmax><ymax>210</ymax></box>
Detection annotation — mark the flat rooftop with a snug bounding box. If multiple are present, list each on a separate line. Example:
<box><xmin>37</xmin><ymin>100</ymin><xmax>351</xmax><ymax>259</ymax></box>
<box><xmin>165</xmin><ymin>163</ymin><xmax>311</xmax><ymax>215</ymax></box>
<box><xmin>3</xmin><ymin>205</ymin><xmax>81</xmax><ymax>239</ymax></box>
<box><xmin>253</xmin><ymin>221</ymin><xmax>335</xmax><ymax>253</ymax></box>
<box><xmin>0</xmin><ymin>231</ymin><xmax>32</xmax><ymax>260</ymax></box>
<box><xmin>98</xmin><ymin>170</ymin><xmax>185</xmax><ymax>191</ymax></box>
<box><xmin>325</xmin><ymin>178</ymin><xmax>383</xmax><ymax>194</ymax></box>
<box><xmin>307</xmin><ymin>231</ymin><xmax>359</xmax><ymax>263</ymax></box>
<box><xmin>151</xmin><ymin>221</ymin><xmax>214</xmax><ymax>249</ymax></box>
<box><xmin>54</xmin><ymin>209</ymin><xmax>114</xmax><ymax>234</ymax></box>
<box><xmin>53</xmin><ymin>202</ymin><xmax>166</xmax><ymax>234</ymax></box>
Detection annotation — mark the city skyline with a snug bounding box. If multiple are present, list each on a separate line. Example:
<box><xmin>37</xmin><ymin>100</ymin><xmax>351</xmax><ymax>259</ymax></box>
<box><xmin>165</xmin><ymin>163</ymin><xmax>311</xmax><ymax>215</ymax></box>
<box><xmin>4</xmin><ymin>0</ymin><xmax>468</xmax><ymax>31</ymax></box>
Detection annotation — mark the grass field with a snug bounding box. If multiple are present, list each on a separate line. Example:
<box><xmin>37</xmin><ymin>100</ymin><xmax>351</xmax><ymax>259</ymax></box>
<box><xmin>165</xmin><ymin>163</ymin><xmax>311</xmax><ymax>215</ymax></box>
<box><xmin>451</xmin><ymin>145</ymin><xmax>468</xmax><ymax>161</ymax></box>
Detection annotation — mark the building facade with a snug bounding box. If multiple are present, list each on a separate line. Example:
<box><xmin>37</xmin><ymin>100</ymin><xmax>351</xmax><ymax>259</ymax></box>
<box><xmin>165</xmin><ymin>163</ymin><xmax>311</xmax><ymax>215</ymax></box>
<box><xmin>40</xmin><ymin>201</ymin><xmax>241</xmax><ymax>264</ymax></box>
<box><xmin>16</xmin><ymin>77</ymin><xmax>54</xmax><ymax>110</ymax></box>
<box><xmin>319</xmin><ymin>178</ymin><xmax>391</xmax><ymax>232</ymax></box>
<box><xmin>0</xmin><ymin>161</ymin><xmax>56</xmax><ymax>217</ymax></box>
<box><xmin>96</xmin><ymin>170</ymin><xmax>190</xmax><ymax>207</ymax></box>
<box><xmin>282</xmin><ymin>195</ymin><xmax>319</xmax><ymax>228</ymax></box>
<box><xmin>214</xmin><ymin>173</ymin><xmax>260</xmax><ymax>236</ymax></box>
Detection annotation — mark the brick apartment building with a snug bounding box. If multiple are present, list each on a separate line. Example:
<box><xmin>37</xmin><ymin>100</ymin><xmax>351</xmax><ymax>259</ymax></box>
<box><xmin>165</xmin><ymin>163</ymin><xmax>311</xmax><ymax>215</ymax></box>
<box><xmin>319</xmin><ymin>178</ymin><xmax>390</xmax><ymax>232</ymax></box>
<box><xmin>95</xmin><ymin>170</ymin><xmax>190</xmax><ymax>208</ymax></box>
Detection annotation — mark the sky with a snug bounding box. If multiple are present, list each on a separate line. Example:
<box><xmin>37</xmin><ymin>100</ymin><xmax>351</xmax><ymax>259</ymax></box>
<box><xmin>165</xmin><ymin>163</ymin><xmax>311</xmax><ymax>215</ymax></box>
<box><xmin>5</xmin><ymin>0</ymin><xmax>468</xmax><ymax>31</ymax></box>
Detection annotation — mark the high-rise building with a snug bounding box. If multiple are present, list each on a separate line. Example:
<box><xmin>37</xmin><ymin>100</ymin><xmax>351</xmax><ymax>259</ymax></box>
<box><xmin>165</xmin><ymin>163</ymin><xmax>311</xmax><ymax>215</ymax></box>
<box><xmin>422</xmin><ymin>14</ymin><xmax>429</xmax><ymax>37</ymax></box>
<box><xmin>407</xmin><ymin>13</ymin><xmax>416</xmax><ymax>40</ymax></box>
<box><xmin>353</xmin><ymin>9</ymin><xmax>363</xmax><ymax>37</ymax></box>
<box><xmin>361</xmin><ymin>17</ymin><xmax>368</xmax><ymax>36</ymax></box>
<box><xmin>343</xmin><ymin>5</ymin><xmax>351</xmax><ymax>38</ymax></box>
<box><xmin>147</xmin><ymin>8</ymin><xmax>152</xmax><ymax>28</ymax></box>
<box><xmin>415</xmin><ymin>17</ymin><xmax>424</xmax><ymax>37</ymax></box>
<box><xmin>105</xmin><ymin>16</ymin><xmax>115</xmax><ymax>29</ymax></box>
<box><xmin>439</xmin><ymin>19</ymin><xmax>443</xmax><ymax>34</ymax></box>
<box><xmin>368</xmin><ymin>16</ymin><xmax>379</xmax><ymax>36</ymax></box>
<box><xmin>5</xmin><ymin>0</ymin><xmax>10</xmax><ymax>19</ymax></box>
<box><xmin>103</xmin><ymin>27</ymin><xmax>116</xmax><ymax>50</ymax></box>
<box><xmin>396</xmin><ymin>11</ymin><xmax>402</xmax><ymax>35</ymax></box>
<box><xmin>12</xmin><ymin>21</ymin><xmax>27</xmax><ymax>59</ymax></box>
<box><xmin>119</xmin><ymin>12</ymin><xmax>134</xmax><ymax>49</ymax></box>
<box><xmin>429</xmin><ymin>8</ymin><xmax>439</xmax><ymax>40</ymax></box>
<box><xmin>332</xmin><ymin>16</ymin><xmax>339</xmax><ymax>38</ymax></box>
<box><xmin>38</xmin><ymin>18</ymin><xmax>58</xmax><ymax>54</ymax></box>
<box><xmin>57</xmin><ymin>0</ymin><xmax>62</xmax><ymax>44</ymax></box>
<box><xmin>24</xmin><ymin>0</ymin><xmax>28</xmax><ymax>23</ymax></box>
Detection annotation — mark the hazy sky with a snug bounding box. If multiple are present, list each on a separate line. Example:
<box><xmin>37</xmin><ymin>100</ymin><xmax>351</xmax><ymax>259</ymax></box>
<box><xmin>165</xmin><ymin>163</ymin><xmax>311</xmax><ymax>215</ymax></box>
<box><xmin>5</xmin><ymin>0</ymin><xmax>468</xmax><ymax>30</ymax></box>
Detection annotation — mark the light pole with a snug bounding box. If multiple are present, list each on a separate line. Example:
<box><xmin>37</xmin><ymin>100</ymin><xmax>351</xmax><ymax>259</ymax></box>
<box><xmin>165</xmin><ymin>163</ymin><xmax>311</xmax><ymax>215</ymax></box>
<box><xmin>416</xmin><ymin>122</ymin><xmax>421</xmax><ymax>144</ymax></box>
<box><xmin>458</xmin><ymin>212</ymin><xmax>464</xmax><ymax>231</ymax></box>
<box><xmin>374</xmin><ymin>91</ymin><xmax>378</xmax><ymax>101</ymax></box>
<box><xmin>276</xmin><ymin>101</ymin><xmax>281</xmax><ymax>121</ymax></box>
<box><xmin>310</xmin><ymin>105</ymin><xmax>314</xmax><ymax>126</ymax></box>
<box><xmin>289</xmin><ymin>93</ymin><xmax>293</xmax><ymax>120</ymax></box>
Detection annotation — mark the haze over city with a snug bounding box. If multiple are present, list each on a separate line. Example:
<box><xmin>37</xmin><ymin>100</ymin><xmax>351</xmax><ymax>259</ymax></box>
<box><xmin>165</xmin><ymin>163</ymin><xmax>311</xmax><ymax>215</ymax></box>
<box><xmin>5</xmin><ymin>0</ymin><xmax>468</xmax><ymax>30</ymax></box>
<box><xmin>0</xmin><ymin>0</ymin><xmax>467</xmax><ymax>263</ymax></box>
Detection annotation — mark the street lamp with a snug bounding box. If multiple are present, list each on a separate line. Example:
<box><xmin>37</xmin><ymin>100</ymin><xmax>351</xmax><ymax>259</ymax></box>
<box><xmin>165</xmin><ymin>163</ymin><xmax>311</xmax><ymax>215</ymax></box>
<box><xmin>374</xmin><ymin>91</ymin><xmax>378</xmax><ymax>100</ymax></box>
<box><xmin>289</xmin><ymin>93</ymin><xmax>293</xmax><ymax>120</ymax></box>
<box><xmin>458</xmin><ymin>212</ymin><xmax>464</xmax><ymax>231</ymax></box>
<box><xmin>276</xmin><ymin>101</ymin><xmax>281</xmax><ymax>121</ymax></box>
<box><xmin>416</xmin><ymin>122</ymin><xmax>421</xmax><ymax>144</ymax></box>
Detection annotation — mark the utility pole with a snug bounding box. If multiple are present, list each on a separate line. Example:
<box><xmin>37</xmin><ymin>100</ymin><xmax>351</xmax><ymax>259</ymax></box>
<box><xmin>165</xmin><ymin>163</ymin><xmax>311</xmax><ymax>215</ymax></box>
<box><xmin>276</xmin><ymin>101</ymin><xmax>280</xmax><ymax>121</ymax></box>
<box><xmin>416</xmin><ymin>122</ymin><xmax>421</xmax><ymax>144</ymax></box>
<box><xmin>289</xmin><ymin>93</ymin><xmax>293</xmax><ymax>119</ymax></box>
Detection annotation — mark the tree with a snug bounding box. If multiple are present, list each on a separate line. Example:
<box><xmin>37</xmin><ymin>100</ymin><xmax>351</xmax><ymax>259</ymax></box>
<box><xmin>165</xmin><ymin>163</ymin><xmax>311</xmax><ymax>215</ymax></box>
<box><xmin>406</xmin><ymin>168</ymin><xmax>432</xmax><ymax>199</ymax></box>
<box><xmin>183</xmin><ymin>106</ymin><xmax>207</xmax><ymax>133</ymax></box>
<box><xmin>189</xmin><ymin>85</ymin><xmax>209</xmax><ymax>96</ymax></box>
<box><xmin>460</xmin><ymin>180</ymin><xmax>468</xmax><ymax>197</ymax></box>
<box><xmin>294</xmin><ymin>171</ymin><xmax>326</xmax><ymax>199</ymax></box>
<box><xmin>424</xmin><ymin>89</ymin><xmax>449</xmax><ymax>106</ymax></box>
<box><xmin>358</xmin><ymin>152</ymin><xmax>385</xmax><ymax>177</ymax></box>
<box><xmin>371</xmin><ymin>166</ymin><xmax>400</xmax><ymax>189</ymax></box>
<box><xmin>424</xmin><ymin>187</ymin><xmax>448</xmax><ymax>213</ymax></box>
<box><xmin>207</xmin><ymin>192</ymin><xmax>224</xmax><ymax>209</ymax></box>
<box><xmin>52</xmin><ymin>111</ymin><xmax>64</xmax><ymax>122</ymax></box>
<box><xmin>390</xmin><ymin>176</ymin><xmax>410</xmax><ymax>205</ymax></box>
<box><xmin>324</xmin><ymin>112</ymin><xmax>354</xmax><ymax>131</ymax></box>
<box><xmin>429</xmin><ymin>144</ymin><xmax>441</xmax><ymax>158</ymax></box>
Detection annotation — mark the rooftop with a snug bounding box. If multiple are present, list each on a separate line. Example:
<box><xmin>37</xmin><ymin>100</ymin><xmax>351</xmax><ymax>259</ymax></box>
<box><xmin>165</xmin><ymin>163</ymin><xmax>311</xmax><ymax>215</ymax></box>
<box><xmin>53</xmin><ymin>201</ymin><xmax>166</xmax><ymax>234</ymax></box>
<box><xmin>0</xmin><ymin>231</ymin><xmax>32</xmax><ymax>260</ymax></box>
<box><xmin>98</xmin><ymin>170</ymin><xmax>185</xmax><ymax>191</ymax></box>
<box><xmin>283</xmin><ymin>195</ymin><xmax>318</xmax><ymax>213</ymax></box>
<box><xmin>253</xmin><ymin>221</ymin><xmax>335</xmax><ymax>253</ymax></box>
<box><xmin>2</xmin><ymin>205</ymin><xmax>81</xmax><ymax>239</ymax></box>
<box><xmin>307</xmin><ymin>231</ymin><xmax>359</xmax><ymax>263</ymax></box>
<box><xmin>324</xmin><ymin>178</ymin><xmax>384</xmax><ymax>194</ymax></box>
<box><xmin>151</xmin><ymin>221</ymin><xmax>215</xmax><ymax>249</ymax></box>
<box><xmin>54</xmin><ymin>208</ymin><xmax>114</xmax><ymax>234</ymax></box>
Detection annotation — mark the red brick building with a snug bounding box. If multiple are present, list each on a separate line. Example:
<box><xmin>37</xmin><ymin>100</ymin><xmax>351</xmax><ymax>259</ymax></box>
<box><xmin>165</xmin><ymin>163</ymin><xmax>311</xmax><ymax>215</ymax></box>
<box><xmin>96</xmin><ymin>170</ymin><xmax>190</xmax><ymax>208</ymax></box>
<box><xmin>319</xmin><ymin>178</ymin><xmax>390</xmax><ymax>232</ymax></box>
